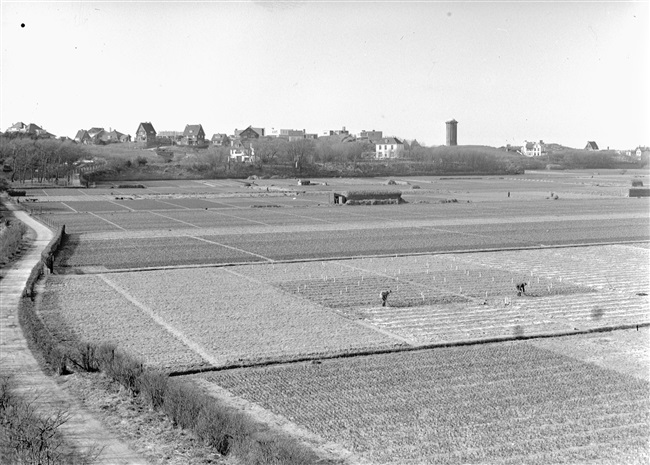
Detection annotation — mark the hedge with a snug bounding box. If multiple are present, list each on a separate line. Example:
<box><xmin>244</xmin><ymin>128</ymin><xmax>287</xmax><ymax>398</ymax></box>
<box><xmin>23</xmin><ymin>225</ymin><xmax>65</xmax><ymax>300</ymax></box>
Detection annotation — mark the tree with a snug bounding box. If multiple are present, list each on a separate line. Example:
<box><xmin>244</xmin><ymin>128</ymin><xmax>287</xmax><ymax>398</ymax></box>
<box><xmin>286</xmin><ymin>139</ymin><xmax>315</xmax><ymax>172</ymax></box>
<box><xmin>252</xmin><ymin>137</ymin><xmax>288</xmax><ymax>166</ymax></box>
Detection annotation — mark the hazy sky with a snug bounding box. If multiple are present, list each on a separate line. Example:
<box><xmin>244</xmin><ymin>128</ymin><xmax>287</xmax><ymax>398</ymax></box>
<box><xmin>2</xmin><ymin>1</ymin><xmax>648</xmax><ymax>148</ymax></box>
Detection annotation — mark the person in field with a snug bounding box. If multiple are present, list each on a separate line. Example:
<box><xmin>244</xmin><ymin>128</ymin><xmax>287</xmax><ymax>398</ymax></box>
<box><xmin>516</xmin><ymin>282</ymin><xmax>527</xmax><ymax>296</ymax></box>
<box><xmin>380</xmin><ymin>290</ymin><xmax>392</xmax><ymax>307</ymax></box>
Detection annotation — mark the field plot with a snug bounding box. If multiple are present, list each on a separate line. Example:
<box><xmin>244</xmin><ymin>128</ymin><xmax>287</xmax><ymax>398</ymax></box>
<box><xmin>234</xmin><ymin>245</ymin><xmax>649</xmax><ymax>344</ymax></box>
<box><xmin>55</xmin><ymin>235</ymin><xmax>260</xmax><ymax>271</ymax></box>
<box><xmin>54</xmin><ymin>200</ymin><xmax>132</xmax><ymax>212</ymax></box>
<box><xmin>44</xmin><ymin>213</ymin><xmax>124</xmax><ymax>233</ymax></box>
<box><xmin>22</xmin><ymin>202</ymin><xmax>76</xmax><ymax>213</ymax></box>
<box><xmin>198</xmin><ymin>342</ymin><xmax>650</xmax><ymax>465</ymax></box>
<box><xmin>110</xmin><ymin>199</ymin><xmax>186</xmax><ymax>211</ymax></box>
<box><xmin>38</xmin><ymin>269</ymin><xmax>402</xmax><ymax>370</ymax></box>
<box><xmin>36</xmin><ymin>275</ymin><xmax>206</xmax><ymax>370</ymax></box>
<box><xmin>202</xmin><ymin>227</ymin><xmax>507</xmax><ymax>261</ymax></box>
<box><xmin>148</xmin><ymin>197</ymin><xmax>236</xmax><ymax>209</ymax></box>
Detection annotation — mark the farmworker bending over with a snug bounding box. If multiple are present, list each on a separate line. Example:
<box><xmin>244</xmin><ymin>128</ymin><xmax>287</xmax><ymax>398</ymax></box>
<box><xmin>516</xmin><ymin>282</ymin><xmax>526</xmax><ymax>296</ymax></box>
<box><xmin>380</xmin><ymin>290</ymin><xmax>392</xmax><ymax>307</ymax></box>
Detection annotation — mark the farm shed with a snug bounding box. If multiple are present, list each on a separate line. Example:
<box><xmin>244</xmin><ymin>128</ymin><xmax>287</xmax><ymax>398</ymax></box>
<box><xmin>331</xmin><ymin>190</ymin><xmax>403</xmax><ymax>205</ymax></box>
<box><xmin>629</xmin><ymin>188</ymin><xmax>650</xmax><ymax>197</ymax></box>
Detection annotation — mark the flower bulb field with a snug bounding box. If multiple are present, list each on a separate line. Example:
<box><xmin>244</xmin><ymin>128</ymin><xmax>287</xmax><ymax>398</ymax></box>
<box><xmin>25</xmin><ymin>171</ymin><xmax>650</xmax><ymax>463</ymax></box>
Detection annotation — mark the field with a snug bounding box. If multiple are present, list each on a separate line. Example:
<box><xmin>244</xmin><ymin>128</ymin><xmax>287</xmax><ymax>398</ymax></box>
<box><xmin>23</xmin><ymin>170</ymin><xmax>650</xmax><ymax>463</ymax></box>
<box><xmin>37</xmin><ymin>244</ymin><xmax>649</xmax><ymax>373</ymax></box>
<box><xmin>196</xmin><ymin>342</ymin><xmax>650</xmax><ymax>464</ymax></box>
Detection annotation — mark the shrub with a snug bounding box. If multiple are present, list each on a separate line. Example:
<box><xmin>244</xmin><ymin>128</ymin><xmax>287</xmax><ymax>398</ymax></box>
<box><xmin>135</xmin><ymin>156</ymin><xmax>148</xmax><ymax>166</ymax></box>
<box><xmin>631</xmin><ymin>180</ymin><xmax>644</xmax><ymax>187</ymax></box>
<box><xmin>0</xmin><ymin>218</ymin><xmax>27</xmax><ymax>264</ymax></box>
<box><xmin>68</xmin><ymin>343</ymin><xmax>101</xmax><ymax>372</ymax></box>
<box><xmin>138</xmin><ymin>370</ymin><xmax>168</xmax><ymax>409</ymax></box>
<box><xmin>161</xmin><ymin>379</ymin><xmax>204</xmax><ymax>430</ymax></box>
<box><xmin>0</xmin><ymin>375</ymin><xmax>97</xmax><ymax>464</ymax></box>
<box><xmin>100</xmin><ymin>350</ymin><xmax>143</xmax><ymax>395</ymax></box>
<box><xmin>7</xmin><ymin>189</ymin><xmax>26</xmax><ymax>197</ymax></box>
<box><xmin>18</xmin><ymin>298</ymin><xmax>68</xmax><ymax>375</ymax></box>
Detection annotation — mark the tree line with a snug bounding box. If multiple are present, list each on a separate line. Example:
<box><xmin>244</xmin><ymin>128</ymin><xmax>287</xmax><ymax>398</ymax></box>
<box><xmin>0</xmin><ymin>135</ymin><xmax>90</xmax><ymax>184</ymax></box>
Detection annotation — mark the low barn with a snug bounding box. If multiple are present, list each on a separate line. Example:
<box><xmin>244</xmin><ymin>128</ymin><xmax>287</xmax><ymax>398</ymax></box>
<box><xmin>331</xmin><ymin>190</ymin><xmax>403</xmax><ymax>205</ymax></box>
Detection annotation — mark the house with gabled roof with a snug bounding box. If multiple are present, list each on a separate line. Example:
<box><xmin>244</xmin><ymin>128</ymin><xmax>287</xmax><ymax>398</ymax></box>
<box><xmin>182</xmin><ymin>124</ymin><xmax>206</xmax><ymax>146</ymax></box>
<box><xmin>375</xmin><ymin>137</ymin><xmax>404</xmax><ymax>159</ymax></box>
<box><xmin>234</xmin><ymin>126</ymin><xmax>264</xmax><ymax>140</ymax></box>
<box><xmin>521</xmin><ymin>140</ymin><xmax>545</xmax><ymax>157</ymax></box>
<box><xmin>87</xmin><ymin>127</ymin><xmax>104</xmax><ymax>138</ymax></box>
<box><xmin>102</xmin><ymin>130</ymin><xmax>130</xmax><ymax>143</ymax></box>
<box><xmin>585</xmin><ymin>141</ymin><xmax>599</xmax><ymax>151</ymax></box>
<box><xmin>74</xmin><ymin>129</ymin><xmax>92</xmax><ymax>144</ymax></box>
<box><xmin>136</xmin><ymin>122</ymin><xmax>157</xmax><ymax>145</ymax></box>
<box><xmin>25</xmin><ymin>124</ymin><xmax>54</xmax><ymax>138</ymax></box>
<box><xmin>6</xmin><ymin>122</ymin><xmax>27</xmax><ymax>133</ymax></box>
<box><xmin>5</xmin><ymin>122</ymin><xmax>53</xmax><ymax>138</ymax></box>
<box><xmin>211</xmin><ymin>133</ymin><xmax>230</xmax><ymax>146</ymax></box>
<box><xmin>230</xmin><ymin>140</ymin><xmax>255</xmax><ymax>163</ymax></box>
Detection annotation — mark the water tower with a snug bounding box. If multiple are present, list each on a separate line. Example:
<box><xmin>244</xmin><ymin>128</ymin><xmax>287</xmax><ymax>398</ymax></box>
<box><xmin>446</xmin><ymin>119</ymin><xmax>458</xmax><ymax>146</ymax></box>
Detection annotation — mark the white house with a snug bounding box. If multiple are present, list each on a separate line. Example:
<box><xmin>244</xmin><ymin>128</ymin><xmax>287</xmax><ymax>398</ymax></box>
<box><xmin>521</xmin><ymin>140</ymin><xmax>545</xmax><ymax>157</ymax></box>
<box><xmin>230</xmin><ymin>140</ymin><xmax>255</xmax><ymax>163</ymax></box>
<box><xmin>375</xmin><ymin>137</ymin><xmax>404</xmax><ymax>159</ymax></box>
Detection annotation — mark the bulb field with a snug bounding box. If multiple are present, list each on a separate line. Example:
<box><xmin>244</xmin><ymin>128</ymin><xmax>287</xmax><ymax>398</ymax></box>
<box><xmin>21</xmin><ymin>174</ymin><xmax>650</xmax><ymax>464</ymax></box>
<box><xmin>37</xmin><ymin>244</ymin><xmax>649</xmax><ymax>370</ymax></box>
<box><xmin>198</xmin><ymin>342</ymin><xmax>650</xmax><ymax>464</ymax></box>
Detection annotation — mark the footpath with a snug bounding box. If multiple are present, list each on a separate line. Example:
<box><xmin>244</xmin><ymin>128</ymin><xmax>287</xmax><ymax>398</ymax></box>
<box><xmin>0</xmin><ymin>198</ymin><xmax>148</xmax><ymax>464</ymax></box>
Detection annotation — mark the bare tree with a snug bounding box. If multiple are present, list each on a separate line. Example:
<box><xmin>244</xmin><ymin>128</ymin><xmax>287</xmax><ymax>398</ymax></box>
<box><xmin>252</xmin><ymin>137</ymin><xmax>288</xmax><ymax>166</ymax></box>
<box><xmin>286</xmin><ymin>139</ymin><xmax>315</xmax><ymax>172</ymax></box>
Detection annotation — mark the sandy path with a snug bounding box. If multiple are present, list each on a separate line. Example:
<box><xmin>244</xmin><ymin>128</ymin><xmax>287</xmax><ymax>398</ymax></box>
<box><xmin>0</xmin><ymin>198</ymin><xmax>148</xmax><ymax>464</ymax></box>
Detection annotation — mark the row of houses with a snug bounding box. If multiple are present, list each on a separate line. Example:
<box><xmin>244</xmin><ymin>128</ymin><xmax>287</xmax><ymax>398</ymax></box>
<box><xmin>519</xmin><ymin>140</ymin><xmax>601</xmax><ymax>157</ymax></box>
<box><xmin>131</xmin><ymin>122</ymin><xmax>404</xmax><ymax>162</ymax></box>
<box><xmin>74</xmin><ymin>127</ymin><xmax>131</xmax><ymax>144</ymax></box>
<box><xmin>4</xmin><ymin>122</ymin><xmax>55</xmax><ymax>139</ymax></box>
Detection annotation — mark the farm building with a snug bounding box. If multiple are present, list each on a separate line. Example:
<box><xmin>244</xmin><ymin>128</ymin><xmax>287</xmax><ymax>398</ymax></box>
<box><xmin>331</xmin><ymin>190</ymin><xmax>403</xmax><ymax>205</ymax></box>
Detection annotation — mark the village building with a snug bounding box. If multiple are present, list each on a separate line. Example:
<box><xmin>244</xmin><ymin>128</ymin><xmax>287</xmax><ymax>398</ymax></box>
<box><xmin>358</xmin><ymin>129</ymin><xmax>383</xmax><ymax>142</ymax></box>
<box><xmin>234</xmin><ymin>126</ymin><xmax>265</xmax><ymax>140</ymax></box>
<box><xmin>136</xmin><ymin>122</ymin><xmax>157</xmax><ymax>145</ymax></box>
<box><xmin>585</xmin><ymin>141</ymin><xmax>599</xmax><ymax>151</ymax></box>
<box><xmin>230</xmin><ymin>140</ymin><xmax>255</xmax><ymax>163</ymax></box>
<box><xmin>375</xmin><ymin>137</ymin><xmax>404</xmax><ymax>159</ymax></box>
<box><xmin>5</xmin><ymin>122</ymin><xmax>54</xmax><ymax>138</ymax></box>
<box><xmin>521</xmin><ymin>140</ymin><xmax>545</xmax><ymax>157</ymax></box>
<box><xmin>74</xmin><ymin>129</ymin><xmax>92</xmax><ymax>144</ymax></box>
<box><xmin>211</xmin><ymin>133</ymin><xmax>231</xmax><ymax>146</ymax></box>
<box><xmin>181</xmin><ymin>124</ymin><xmax>206</xmax><ymax>145</ymax></box>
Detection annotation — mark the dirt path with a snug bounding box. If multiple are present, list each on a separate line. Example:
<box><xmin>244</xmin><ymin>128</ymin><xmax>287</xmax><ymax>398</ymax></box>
<box><xmin>0</xmin><ymin>198</ymin><xmax>148</xmax><ymax>464</ymax></box>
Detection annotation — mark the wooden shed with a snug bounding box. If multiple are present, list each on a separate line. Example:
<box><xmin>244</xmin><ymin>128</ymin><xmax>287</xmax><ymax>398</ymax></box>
<box><xmin>330</xmin><ymin>190</ymin><xmax>403</xmax><ymax>205</ymax></box>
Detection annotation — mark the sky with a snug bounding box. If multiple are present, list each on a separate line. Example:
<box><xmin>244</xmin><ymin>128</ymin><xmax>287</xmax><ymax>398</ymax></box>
<box><xmin>1</xmin><ymin>1</ymin><xmax>648</xmax><ymax>148</ymax></box>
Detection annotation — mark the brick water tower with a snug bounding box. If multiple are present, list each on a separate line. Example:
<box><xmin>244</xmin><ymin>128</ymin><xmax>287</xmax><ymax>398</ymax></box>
<box><xmin>446</xmin><ymin>119</ymin><xmax>458</xmax><ymax>146</ymax></box>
